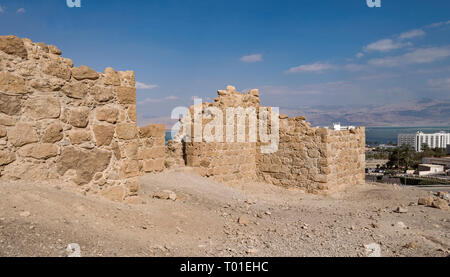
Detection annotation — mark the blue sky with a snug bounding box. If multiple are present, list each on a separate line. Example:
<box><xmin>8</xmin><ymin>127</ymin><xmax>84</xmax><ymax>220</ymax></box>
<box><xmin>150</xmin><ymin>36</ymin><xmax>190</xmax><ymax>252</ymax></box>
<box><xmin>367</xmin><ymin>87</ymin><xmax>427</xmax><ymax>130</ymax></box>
<box><xmin>1</xmin><ymin>0</ymin><xmax>449</xmax><ymax>126</ymax></box>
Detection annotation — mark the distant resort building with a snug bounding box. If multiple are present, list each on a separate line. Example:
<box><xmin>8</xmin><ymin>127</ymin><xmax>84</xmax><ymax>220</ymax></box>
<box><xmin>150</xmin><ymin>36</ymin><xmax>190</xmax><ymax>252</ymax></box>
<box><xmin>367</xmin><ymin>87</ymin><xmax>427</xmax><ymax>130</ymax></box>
<box><xmin>332</xmin><ymin>123</ymin><xmax>355</xmax><ymax>131</ymax></box>
<box><xmin>398</xmin><ymin>131</ymin><xmax>450</xmax><ymax>152</ymax></box>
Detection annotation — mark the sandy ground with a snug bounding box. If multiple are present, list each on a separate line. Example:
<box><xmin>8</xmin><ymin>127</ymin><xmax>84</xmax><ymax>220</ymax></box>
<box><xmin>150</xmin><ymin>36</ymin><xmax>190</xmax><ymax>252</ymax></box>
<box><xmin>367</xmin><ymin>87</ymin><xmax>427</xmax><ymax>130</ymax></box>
<box><xmin>0</xmin><ymin>169</ymin><xmax>449</xmax><ymax>257</ymax></box>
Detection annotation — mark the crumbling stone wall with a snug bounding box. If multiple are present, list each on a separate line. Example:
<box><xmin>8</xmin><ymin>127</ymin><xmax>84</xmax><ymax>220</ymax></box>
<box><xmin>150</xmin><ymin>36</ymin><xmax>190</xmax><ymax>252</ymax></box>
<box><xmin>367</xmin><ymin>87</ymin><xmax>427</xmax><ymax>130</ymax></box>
<box><xmin>172</xmin><ymin>86</ymin><xmax>366</xmax><ymax>192</ymax></box>
<box><xmin>180</xmin><ymin>86</ymin><xmax>260</xmax><ymax>183</ymax></box>
<box><xmin>257</xmin><ymin>115</ymin><xmax>365</xmax><ymax>192</ymax></box>
<box><xmin>0</xmin><ymin>35</ymin><xmax>165</xmax><ymax>201</ymax></box>
<box><xmin>1</xmin><ymin>35</ymin><xmax>365</xmax><ymax>198</ymax></box>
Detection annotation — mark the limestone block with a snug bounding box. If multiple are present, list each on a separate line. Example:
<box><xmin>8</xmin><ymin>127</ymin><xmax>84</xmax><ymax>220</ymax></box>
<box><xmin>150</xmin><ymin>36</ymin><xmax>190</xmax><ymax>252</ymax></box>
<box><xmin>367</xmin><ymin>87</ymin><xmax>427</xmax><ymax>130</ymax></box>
<box><xmin>96</xmin><ymin>106</ymin><xmax>118</xmax><ymax>123</ymax></box>
<box><xmin>0</xmin><ymin>93</ymin><xmax>21</xmax><ymax>115</ymax></box>
<box><xmin>127</xmin><ymin>105</ymin><xmax>137</xmax><ymax>122</ymax></box>
<box><xmin>93</xmin><ymin>124</ymin><xmax>115</xmax><ymax>146</ymax></box>
<box><xmin>115</xmin><ymin>87</ymin><xmax>136</xmax><ymax>104</ymax></box>
<box><xmin>7</xmin><ymin>122</ymin><xmax>38</xmax><ymax>147</ymax></box>
<box><xmin>69</xmin><ymin>130</ymin><xmax>92</xmax><ymax>145</ymax></box>
<box><xmin>0</xmin><ymin>35</ymin><xmax>28</xmax><ymax>59</ymax></box>
<box><xmin>116</xmin><ymin>123</ymin><xmax>137</xmax><ymax>140</ymax></box>
<box><xmin>118</xmin><ymin>71</ymin><xmax>135</xmax><ymax>87</ymax></box>
<box><xmin>57</xmin><ymin>146</ymin><xmax>111</xmax><ymax>185</ymax></box>
<box><xmin>0</xmin><ymin>150</ymin><xmax>16</xmax><ymax>166</ymax></box>
<box><xmin>139</xmin><ymin>124</ymin><xmax>165</xmax><ymax>138</ymax></box>
<box><xmin>62</xmin><ymin>81</ymin><xmax>89</xmax><ymax>99</ymax></box>
<box><xmin>43</xmin><ymin>61</ymin><xmax>71</xmax><ymax>81</ymax></box>
<box><xmin>68</xmin><ymin>107</ymin><xmax>90</xmax><ymax>128</ymax></box>
<box><xmin>0</xmin><ymin>114</ymin><xmax>16</xmax><ymax>126</ymax></box>
<box><xmin>19</xmin><ymin>143</ymin><xmax>59</xmax><ymax>160</ymax></box>
<box><xmin>25</xmin><ymin>96</ymin><xmax>61</xmax><ymax>120</ymax></box>
<box><xmin>42</xmin><ymin>122</ymin><xmax>63</xmax><ymax>143</ymax></box>
<box><xmin>0</xmin><ymin>72</ymin><xmax>27</xmax><ymax>94</ymax></box>
<box><xmin>143</xmin><ymin>159</ymin><xmax>165</xmax><ymax>172</ymax></box>
<box><xmin>119</xmin><ymin>159</ymin><xmax>141</xmax><ymax>178</ymax></box>
<box><xmin>104</xmin><ymin>67</ymin><xmax>121</xmax><ymax>86</ymax></box>
<box><xmin>138</xmin><ymin>147</ymin><xmax>165</xmax><ymax>160</ymax></box>
<box><xmin>48</xmin><ymin>45</ymin><xmax>62</xmax><ymax>55</ymax></box>
<box><xmin>71</xmin><ymin>65</ymin><xmax>99</xmax><ymax>81</ymax></box>
<box><xmin>0</xmin><ymin>126</ymin><xmax>6</xmax><ymax>137</ymax></box>
<box><xmin>92</xmin><ymin>86</ymin><xmax>114</xmax><ymax>103</ymax></box>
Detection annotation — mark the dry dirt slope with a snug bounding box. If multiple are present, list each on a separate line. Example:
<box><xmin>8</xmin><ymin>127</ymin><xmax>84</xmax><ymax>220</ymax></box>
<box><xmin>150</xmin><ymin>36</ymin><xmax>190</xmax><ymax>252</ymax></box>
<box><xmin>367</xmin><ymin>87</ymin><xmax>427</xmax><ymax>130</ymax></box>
<box><xmin>0</xmin><ymin>169</ymin><xmax>449</xmax><ymax>257</ymax></box>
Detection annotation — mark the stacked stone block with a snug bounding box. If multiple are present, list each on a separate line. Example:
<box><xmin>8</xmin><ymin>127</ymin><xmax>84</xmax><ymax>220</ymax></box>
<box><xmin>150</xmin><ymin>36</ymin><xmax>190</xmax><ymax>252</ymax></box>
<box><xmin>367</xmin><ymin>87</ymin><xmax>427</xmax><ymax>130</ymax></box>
<box><xmin>0</xmin><ymin>35</ymin><xmax>165</xmax><ymax>201</ymax></box>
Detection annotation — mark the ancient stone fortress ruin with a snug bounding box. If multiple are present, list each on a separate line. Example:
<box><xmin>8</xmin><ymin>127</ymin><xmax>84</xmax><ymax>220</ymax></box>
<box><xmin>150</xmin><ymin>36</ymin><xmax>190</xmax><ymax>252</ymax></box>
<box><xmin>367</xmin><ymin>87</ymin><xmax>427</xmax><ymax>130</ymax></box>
<box><xmin>0</xmin><ymin>35</ymin><xmax>365</xmax><ymax>201</ymax></box>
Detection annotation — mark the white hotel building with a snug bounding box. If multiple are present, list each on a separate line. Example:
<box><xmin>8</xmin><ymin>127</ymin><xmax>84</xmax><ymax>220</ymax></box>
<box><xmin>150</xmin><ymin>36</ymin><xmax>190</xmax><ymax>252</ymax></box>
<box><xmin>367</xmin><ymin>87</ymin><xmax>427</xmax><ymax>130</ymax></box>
<box><xmin>398</xmin><ymin>131</ymin><xmax>450</xmax><ymax>152</ymax></box>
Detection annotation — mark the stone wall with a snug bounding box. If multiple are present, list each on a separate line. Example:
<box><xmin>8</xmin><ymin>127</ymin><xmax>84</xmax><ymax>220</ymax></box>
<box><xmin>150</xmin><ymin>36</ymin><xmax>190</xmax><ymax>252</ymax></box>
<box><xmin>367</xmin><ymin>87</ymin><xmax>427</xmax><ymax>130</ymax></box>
<box><xmin>173</xmin><ymin>86</ymin><xmax>366</xmax><ymax>192</ymax></box>
<box><xmin>0</xmin><ymin>35</ymin><xmax>165</xmax><ymax>201</ymax></box>
<box><xmin>257</xmin><ymin>115</ymin><xmax>365</xmax><ymax>192</ymax></box>
<box><xmin>1</xmin><ymin>35</ymin><xmax>365</xmax><ymax>198</ymax></box>
<box><xmin>179</xmin><ymin>86</ymin><xmax>260</xmax><ymax>183</ymax></box>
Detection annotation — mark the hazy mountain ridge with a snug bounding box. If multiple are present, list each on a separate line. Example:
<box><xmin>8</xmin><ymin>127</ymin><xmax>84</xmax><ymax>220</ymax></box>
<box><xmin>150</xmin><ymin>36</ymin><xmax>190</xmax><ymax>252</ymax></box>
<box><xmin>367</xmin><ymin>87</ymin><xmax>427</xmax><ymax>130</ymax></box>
<box><xmin>282</xmin><ymin>99</ymin><xmax>450</xmax><ymax>127</ymax></box>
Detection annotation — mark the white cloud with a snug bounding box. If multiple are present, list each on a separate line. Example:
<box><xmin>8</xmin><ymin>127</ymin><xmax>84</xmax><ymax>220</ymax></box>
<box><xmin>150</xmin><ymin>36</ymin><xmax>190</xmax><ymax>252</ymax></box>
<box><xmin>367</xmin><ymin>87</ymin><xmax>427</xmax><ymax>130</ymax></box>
<box><xmin>286</xmin><ymin>62</ymin><xmax>333</xmax><ymax>74</ymax></box>
<box><xmin>0</xmin><ymin>5</ymin><xmax>5</xmax><ymax>13</ymax></box>
<box><xmin>364</xmin><ymin>39</ymin><xmax>411</xmax><ymax>52</ymax></box>
<box><xmin>428</xmin><ymin>77</ymin><xmax>450</xmax><ymax>90</ymax></box>
<box><xmin>368</xmin><ymin>46</ymin><xmax>450</xmax><ymax>67</ymax></box>
<box><xmin>135</xmin><ymin>81</ymin><xmax>158</xmax><ymax>90</ymax></box>
<box><xmin>240</xmin><ymin>54</ymin><xmax>263</xmax><ymax>63</ymax></box>
<box><xmin>343</xmin><ymin>63</ymin><xmax>366</xmax><ymax>72</ymax></box>
<box><xmin>137</xmin><ymin>96</ymin><xmax>179</xmax><ymax>105</ymax></box>
<box><xmin>398</xmin><ymin>29</ymin><xmax>426</xmax><ymax>40</ymax></box>
<box><xmin>16</xmin><ymin>8</ymin><xmax>26</xmax><ymax>14</ymax></box>
<box><xmin>356</xmin><ymin>52</ymin><xmax>364</xmax><ymax>59</ymax></box>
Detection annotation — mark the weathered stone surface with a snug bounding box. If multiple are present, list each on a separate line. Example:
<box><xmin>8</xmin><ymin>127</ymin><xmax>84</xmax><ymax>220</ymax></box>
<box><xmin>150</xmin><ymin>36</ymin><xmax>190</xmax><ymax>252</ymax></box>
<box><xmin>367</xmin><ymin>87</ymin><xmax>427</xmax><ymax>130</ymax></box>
<box><xmin>0</xmin><ymin>72</ymin><xmax>27</xmax><ymax>94</ymax></box>
<box><xmin>48</xmin><ymin>45</ymin><xmax>62</xmax><ymax>55</ymax></box>
<box><xmin>0</xmin><ymin>35</ymin><xmax>28</xmax><ymax>59</ymax></box>
<box><xmin>116</xmin><ymin>123</ymin><xmax>137</xmax><ymax>140</ymax></box>
<box><xmin>25</xmin><ymin>96</ymin><xmax>61</xmax><ymax>120</ymax></box>
<box><xmin>92</xmin><ymin>86</ymin><xmax>114</xmax><ymax>103</ymax></box>
<box><xmin>19</xmin><ymin>143</ymin><xmax>59</xmax><ymax>160</ymax></box>
<box><xmin>153</xmin><ymin>190</ymin><xmax>176</xmax><ymax>201</ymax></box>
<box><xmin>116</xmin><ymin>87</ymin><xmax>136</xmax><ymax>104</ymax></box>
<box><xmin>101</xmin><ymin>186</ymin><xmax>125</xmax><ymax>202</ymax></box>
<box><xmin>418</xmin><ymin>197</ymin><xmax>434</xmax><ymax>206</ymax></box>
<box><xmin>119</xmin><ymin>159</ymin><xmax>141</xmax><ymax>178</ymax></box>
<box><xmin>68</xmin><ymin>107</ymin><xmax>90</xmax><ymax>128</ymax></box>
<box><xmin>0</xmin><ymin>114</ymin><xmax>16</xmax><ymax>126</ymax></box>
<box><xmin>96</xmin><ymin>106</ymin><xmax>118</xmax><ymax>123</ymax></box>
<box><xmin>128</xmin><ymin>105</ymin><xmax>137</xmax><ymax>122</ymax></box>
<box><xmin>0</xmin><ymin>126</ymin><xmax>6</xmax><ymax>137</ymax></box>
<box><xmin>7</xmin><ymin>123</ymin><xmax>38</xmax><ymax>147</ymax></box>
<box><xmin>118</xmin><ymin>71</ymin><xmax>135</xmax><ymax>87</ymax></box>
<box><xmin>0</xmin><ymin>93</ymin><xmax>21</xmax><ymax>115</ymax></box>
<box><xmin>104</xmin><ymin>67</ymin><xmax>121</xmax><ymax>86</ymax></box>
<box><xmin>138</xmin><ymin>147</ymin><xmax>165</xmax><ymax>159</ymax></box>
<box><xmin>57</xmin><ymin>147</ymin><xmax>111</xmax><ymax>185</ymax></box>
<box><xmin>93</xmin><ymin>125</ymin><xmax>115</xmax><ymax>146</ymax></box>
<box><xmin>71</xmin><ymin>65</ymin><xmax>99</xmax><ymax>81</ymax></box>
<box><xmin>139</xmin><ymin>124</ymin><xmax>165</xmax><ymax>138</ymax></box>
<box><xmin>62</xmin><ymin>82</ymin><xmax>89</xmax><ymax>99</ymax></box>
<box><xmin>42</xmin><ymin>123</ymin><xmax>63</xmax><ymax>143</ymax></box>
<box><xmin>432</xmin><ymin>198</ymin><xmax>448</xmax><ymax>210</ymax></box>
<box><xmin>125</xmin><ymin>178</ymin><xmax>140</xmax><ymax>196</ymax></box>
<box><xmin>143</xmin><ymin>159</ymin><xmax>165</xmax><ymax>172</ymax></box>
<box><xmin>68</xmin><ymin>130</ymin><xmax>91</xmax><ymax>145</ymax></box>
<box><xmin>0</xmin><ymin>150</ymin><xmax>16</xmax><ymax>166</ymax></box>
<box><xmin>43</xmin><ymin>61</ymin><xmax>71</xmax><ymax>81</ymax></box>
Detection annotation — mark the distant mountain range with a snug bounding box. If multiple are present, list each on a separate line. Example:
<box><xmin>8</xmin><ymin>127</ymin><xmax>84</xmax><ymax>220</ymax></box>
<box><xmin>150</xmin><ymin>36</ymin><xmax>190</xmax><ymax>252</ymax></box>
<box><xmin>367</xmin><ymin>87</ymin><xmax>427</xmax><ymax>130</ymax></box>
<box><xmin>282</xmin><ymin>98</ymin><xmax>450</xmax><ymax>127</ymax></box>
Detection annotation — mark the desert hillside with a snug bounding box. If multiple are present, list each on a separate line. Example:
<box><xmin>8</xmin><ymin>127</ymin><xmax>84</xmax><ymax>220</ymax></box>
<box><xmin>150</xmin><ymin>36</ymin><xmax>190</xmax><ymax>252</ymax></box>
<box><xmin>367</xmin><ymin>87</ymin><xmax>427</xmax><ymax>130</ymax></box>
<box><xmin>0</xmin><ymin>170</ymin><xmax>449</xmax><ymax>257</ymax></box>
